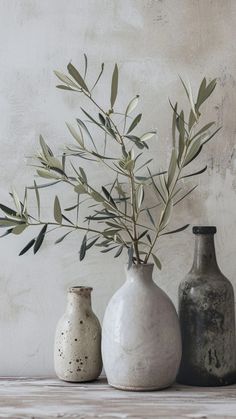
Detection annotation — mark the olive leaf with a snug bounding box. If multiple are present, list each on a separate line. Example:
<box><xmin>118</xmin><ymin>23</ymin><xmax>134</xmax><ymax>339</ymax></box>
<box><xmin>146</xmin><ymin>208</ymin><xmax>155</xmax><ymax>227</ymax></box>
<box><xmin>138</xmin><ymin>230</ymin><xmax>148</xmax><ymax>240</ymax></box>
<box><xmin>39</xmin><ymin>135</ymin><xmax>53</xmax><ymax>160</ymax></box>
<box><xmin>125</xmin><ymin>95</ymin><xmax>139</xmax><ymax>116</ymax></box>
<box><xmin>56</xmin><ymin>85</ymin><xmax>77</xmax><ymax>91</ymax></box>
<box><xmin>86</xmin><ymin>237</ymin><xmax>99</xmax><ymax>250</ymax></box>
<box><xmin>191</xmin><ymin>122</ymin><xmax>215</xmax><ymax>141</ymax></box>
<box><xmin>54</xmin><ymin>196</ymin><xmax>62</xmax><ymax>224</ymax></box>
<box><xmin>102</xmin><ymin>186</ymin><xmax>117</xmax><ymax>208</ymax></box>
<box><xmin>54</xmin><ymin>71</ymin><xmax>79</xmax><ymax>89</ymax></box>
<box><xmin>181</xmin><ymin>165</ymin><xmax>207</xmax><ymax>179</ymax></box>
<box><xmin>12</xmin><ymin>188</ymin><xmax>22</xmax><ymax>215</ymax></box>
<box><xmin>101</xmin><ymin>245</ymin><xmax>119</xmax><ymax>253</ymax></box>
<box><xmin>76</xmin><ymin>118</ymin><xmax>97</xmax><ymax>151</ymax></box>
<box><xmin>79</xmin><ymin>234</ymin><xmax>87</xmax><ymax>261</ymax></box>
<box><xmin>0</xmin><ymin>228</ymin><xmax>13</xmax><ymax>238</ymax></box>
<box><xmin>161</xmin><ymin>224</ymin><xmax>189</xmax><ymax>236</ymax></box>
<box><xmin>180</xmin><ymin>77</ymin><xmax>198</xmax><ymax>122</ymax></box>
<box><xmin>110</xmin><ymin>64</ymin><xmax>118</xmax><ymax>108</ymax></box>
<box><xmin>148</xmin><ymin>169</ymin><xmax>165</xmax><ymax>203</ymax></box>
<box><xmin>37</xmin><ymin>169</ymin><xmax>61</xmax><ymax>180</ymax></box>
<box><xmin>62</xmin><ymin>214</ymin><xmax>73</xmax><ymax>225</ymax></box>
<box><xmin>196</xmin><ymin>78</ymin><xmax>216</xmax><ymax>110</ymax></box>
<box><xmin>137</xmin><ymin>184</ymin><xmax>144</xmax><ymax>210</ymax></box>
<box><xmin>174</xmin><ymin>185</ymin><xmax>198</xmax><ymax>206</ymax></box>
<box><xmin>172</xmin><ymin>102</ymin><xmax>178</xmax><ymax>147</ymax></box>
<box><xmin>114</xmin><ymin>245</ymin><xmax>124</xmax><ymax>258</ymax></box>
<box><xmin>19</xmin><ymin>238</ymin><xmax>36</xmax><ymax>256</ymax></box>
<box><xmin>34</xmin><ymin>224</ymin><xmax>47</xmax><ymax>254</ymax></box>
<box><xmin>83</xmin><ymin>53</ymin><xmax>88</xmax><ymax>78</ymax></box>
<box><xmin>0</xmin><ymin>218</ymin><xmax>24</xmax><ymax>227</ymax></box>
<box><xmin>0</xmin><ymin>204</ymin><xmax>17</xmax><ymax>217</ymax></box>
<box><xmin>91</xmin><ymin>63</ymin><xmax>104</xmax><ymax>90</ymax></box>
<box><xmin>66</xmin><ymin>123</ymin><xmax>84</xmax><ymax>147</ymax></box>
<box><xmin>140</xmin><ymin>131</ymin><xmax>156</xmax><ymax>142</ymax></box>
<box><xmin>167</xmin><ymin>149</ymin><xmax>178</xmax><ymax>188</ymax></box>
<box><xmin>127</xmin><ymin>114</ymin><xmax>142</xmax><ymax>134</ymax></box>
<box><xmin>55</xmin><ymin>231</ymin><xmax>72</xmax><ymax>244</ymax></box>
<box><xmin>196</xmin><ymin>77</ymin><xmax>206</xmax><ymax>109</ymax></box>
<box><xmin>177</xmin><ymin>110</ymin><xmax>186</xmax><ymax>161</ymax></box>
<box><xmin>81</xmin><ymin>108</ymin><xmax>104</xmax><ymax>129</ymax></box>
<box><xmin>202</xmin><ymin>126</ymin><xmax>221</xmax><ymax>146</ymax></box>
<box><xmin>79</xmin><ymin>167</ymin><xmax>87</xmax><ymax>184</ymax></box>
<box><xmin>67</xmin><ymin>62</ymin><xmax>90</xmax><ymax>93</ymax></box>
<box><xmin>159</xmin><ymin>199</ymin><xmax>173</xmax><ymax>231</ymax></box>
<box><xmin>34</xmin><ymin>181</ymin><xmax>40</xmax><ymax>220</ymax></box>
<box><xmin>184</xmin><ymin>136</ymin><xmax>203</xmax><ymax>166</ymax></box>
<box><xmin>152</xmin><ymin>253</ymin><xmax>162</xmax><ymax>270</ymax></box>
<box><xmin>12</xmin><ymin>224</ymin><xmax>27</xmax><ymax>235</ymax></box>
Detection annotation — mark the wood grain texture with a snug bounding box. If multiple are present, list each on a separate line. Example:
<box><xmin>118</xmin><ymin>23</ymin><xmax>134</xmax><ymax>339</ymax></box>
<box><xmin>0</xmin><ymin>377</ymin><xmax>236</xmax><ymax>418</ymax></box>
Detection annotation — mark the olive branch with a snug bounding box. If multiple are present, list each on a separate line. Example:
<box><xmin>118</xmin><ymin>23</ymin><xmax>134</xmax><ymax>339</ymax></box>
<box><xmin>0</xmin><ymin>55</ymin><xmax>220</xmax><ymax>269</ymax></box>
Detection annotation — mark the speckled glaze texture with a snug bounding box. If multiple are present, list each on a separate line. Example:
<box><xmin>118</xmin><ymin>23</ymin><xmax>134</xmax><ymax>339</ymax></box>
<box><xmin>177</xmin><ymin>227</ymin><xmax>236</xmax><ymax>386</ymax></box>
<box><xmin>102</xmin><ymin>264</ymin><xmax>182</xmax><ymax>391</ymax></box>
<box><xmin>54</xmin><ymin>287</ymin><xmax>102</xmax><ymax>382</ymax></box>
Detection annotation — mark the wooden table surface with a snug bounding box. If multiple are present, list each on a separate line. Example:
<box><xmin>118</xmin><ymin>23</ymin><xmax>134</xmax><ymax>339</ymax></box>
<box><xmin>0</xmin><ymin>377</ymin><xmax>236</xmax><ymax>418</ymax></box>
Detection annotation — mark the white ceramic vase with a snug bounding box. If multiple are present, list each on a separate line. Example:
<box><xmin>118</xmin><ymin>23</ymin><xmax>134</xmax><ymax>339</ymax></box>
<box><xmin>102</xmin><ymin>264</ymin><xmax>182</xmax><ymax>390</ymax></box>
<box><xmin>54</xmin><ymin>286</ymin><xmax>102</xmax><ymax>382</ymax></box>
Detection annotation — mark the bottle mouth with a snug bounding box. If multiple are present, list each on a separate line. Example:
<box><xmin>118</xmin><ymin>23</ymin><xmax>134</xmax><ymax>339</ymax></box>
<box><xmin>68</xmin><ymin>286</ymin><xmax>93</xmax><ymax>294</ymax></box>
<box><xmin>193</xmin><ymin>226</ymin><xmax>217</xmax><ymax>235</ymax></box>
<box><xmin>126</xmin><ymin>263</ymin><xmax>154</xmax><ymax>271</ymax></box>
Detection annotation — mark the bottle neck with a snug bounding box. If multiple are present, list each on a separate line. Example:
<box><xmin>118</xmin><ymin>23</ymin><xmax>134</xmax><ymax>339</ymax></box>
<box><xmin>126</xmin><ymin>264</ymin><xmax>154</xmax><ymax>284</ymax></box>
<box><xmin>66</xmin><ymin>290</ymin><xmax>92</xmax><ymax>315</ymax></box>
<box><xmin>191</xmin><ymin>234</ymin><xmax>219</xmax><ymax>274</ymax></box>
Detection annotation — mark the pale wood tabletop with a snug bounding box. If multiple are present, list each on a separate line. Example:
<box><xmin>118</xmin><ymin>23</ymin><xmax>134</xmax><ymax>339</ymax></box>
<box><xmin>0</xmin><ymin>377</ymin><xmax>236</xmax><ymax>418</ymax></box>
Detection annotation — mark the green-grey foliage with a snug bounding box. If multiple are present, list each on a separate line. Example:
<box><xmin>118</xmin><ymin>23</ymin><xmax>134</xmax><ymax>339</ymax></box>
<box><xmin>0</xmin><ymin>55</ymin><xmax>220</xmax><ymax>268</ymax></box>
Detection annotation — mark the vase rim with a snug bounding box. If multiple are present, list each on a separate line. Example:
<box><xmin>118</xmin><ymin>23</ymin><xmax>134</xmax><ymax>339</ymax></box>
<box><xmin>68</xmin><ymin>286</ymin><xmax>93</xmax><ymax>294</ymax></box>
<box><xmin>126</xmin><ymin>263</ymin><xmax>154</xmax><ymax>270</ymax></box>
<box><xmin>193</xmin><ymin>226</ymin><xmax>217</xmax><ymax>235</ymax></box>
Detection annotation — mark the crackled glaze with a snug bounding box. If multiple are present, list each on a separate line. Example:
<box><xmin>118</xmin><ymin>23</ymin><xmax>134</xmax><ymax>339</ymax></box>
<box><xmin>102</xmin><ymin>264</ymin><xmax>182</xmax><ymax>391</ymax></box>
<box><xmin>54</xmin><ymin>287</ymin><xmax>102</xmax><ymax>382</ymax></box>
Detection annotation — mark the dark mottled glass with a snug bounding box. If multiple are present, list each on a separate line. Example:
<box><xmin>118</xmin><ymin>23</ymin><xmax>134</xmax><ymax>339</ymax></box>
<box><xmin>177</xmin><ymin>226</ymin><xmax>236</xmax><ymax>386</ymax></box>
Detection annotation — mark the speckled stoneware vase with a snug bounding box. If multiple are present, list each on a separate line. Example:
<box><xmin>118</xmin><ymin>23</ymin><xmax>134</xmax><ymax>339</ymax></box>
<box><xmin>102</xmin><ymin>264</ymin><xmax>182</xmax><ymax>391</ymax></box>
<box><xmin>177</xmin><ymin>226</ymin><xmax>236</xmax><ymax>386</ymax></box>
<box><xmin>54</xmin><ymin>286</ymin><xmax>102</xmax><ymax>382</ymax></box>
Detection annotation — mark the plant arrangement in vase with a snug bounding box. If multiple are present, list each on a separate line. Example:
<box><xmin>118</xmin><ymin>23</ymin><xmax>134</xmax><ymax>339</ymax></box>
<box><xmin>0</xmin><ymin>55</ymin><xmax>220</xmax><ymax>390</ymax></box>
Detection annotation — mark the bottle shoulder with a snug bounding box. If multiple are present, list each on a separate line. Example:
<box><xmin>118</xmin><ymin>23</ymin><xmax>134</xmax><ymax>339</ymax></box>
<box><xmin>179</xmin><ymin>269</ymin><xmax>234</xmax><ymax>298</ymax></box>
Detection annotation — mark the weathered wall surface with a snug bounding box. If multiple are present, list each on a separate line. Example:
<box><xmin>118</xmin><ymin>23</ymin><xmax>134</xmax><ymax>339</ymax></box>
<box><xmin>0</xmin><ymin>0</ymin><xmax>236</xmax><ymax>376</ymax></box>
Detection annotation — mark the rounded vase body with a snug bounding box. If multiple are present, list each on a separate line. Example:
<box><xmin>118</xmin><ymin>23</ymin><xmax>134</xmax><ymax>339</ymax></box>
<box><xmin>54</xmin><ymin>286</ymin><xmax>102</xmax><ymax>382</ymax></box>
<box><xmin>177</xmin><ymin>226</ymin><xmax>236</xmax><ymax>386</ymax></box>
<box><xmin>102</xmin><ymin>264</ymin><xmax>182</xmax><ymax>391</ymax></box>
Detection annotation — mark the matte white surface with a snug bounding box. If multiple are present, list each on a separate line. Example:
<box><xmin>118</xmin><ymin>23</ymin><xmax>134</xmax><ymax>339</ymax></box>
<box><xmin>0</xmin><ymin>0</ymin><xmax>236</xmax><ymax>375</ymax></box>
<box><xmin>102</xmin><ymin>264</ymin><xmax>181</xmax><ymax>390</ymax></box>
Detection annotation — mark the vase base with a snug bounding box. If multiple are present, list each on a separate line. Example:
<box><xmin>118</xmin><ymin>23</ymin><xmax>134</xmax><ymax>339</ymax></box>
<box><xmin>108</xmin><ymin>382</ymin><xmax>172</xmax><ymax>391</ymax></box>
<box><xmin>57</xmin><ymin>376</ymin><xmax>99</xmax><ymax>383</ymax></box>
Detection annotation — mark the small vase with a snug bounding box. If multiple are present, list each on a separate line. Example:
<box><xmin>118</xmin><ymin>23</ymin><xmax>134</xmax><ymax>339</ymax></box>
<box><xmin>54</xmin><ymin>286</ymin><xmax>102</xmax><ymax>382</ymax></box>
<box><xmin>177</xmin><ymin>226</ymin><xmax>236</xmax><ymax>386</ymax></box>
<box><xmin>102</xmin><ymin>264</ymin><xmax>182</xmax><ymax>391</ymax></box>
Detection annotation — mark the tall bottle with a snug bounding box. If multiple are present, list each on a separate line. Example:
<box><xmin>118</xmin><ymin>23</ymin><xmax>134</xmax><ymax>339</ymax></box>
<box><xmin>177</xmin><ymin>226</ymin><xmax>236</xmax><ymax>386</ymax></box>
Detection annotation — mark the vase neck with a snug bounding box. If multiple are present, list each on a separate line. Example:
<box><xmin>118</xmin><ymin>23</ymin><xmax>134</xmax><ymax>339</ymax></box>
<box><xmin>191</xmin><ymin>233</ymin><xmax>219</xmax><ymax>274</ymax></box>
<box><xmin>66</xmin><ymin>287</ymin><xmax>92</xmax><ymax>314</ymax></box>
<box><xmin>126</xmin><ymin>264</ymin><xmax>154</xmax><ymax>284</ymax></box>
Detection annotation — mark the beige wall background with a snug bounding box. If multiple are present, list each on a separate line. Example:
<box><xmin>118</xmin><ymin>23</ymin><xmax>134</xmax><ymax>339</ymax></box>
<box><xmin>0</xmin><ymin>0</ymin><xmax>236</xmax><ymax>376</ymax></box>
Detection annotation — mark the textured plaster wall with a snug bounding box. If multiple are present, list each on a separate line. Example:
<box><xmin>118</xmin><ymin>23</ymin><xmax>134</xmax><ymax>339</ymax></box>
<box><xmin>0</xmin><ymin>0</ymin><xmax>236</xmax><ymax>376</ymax></box>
